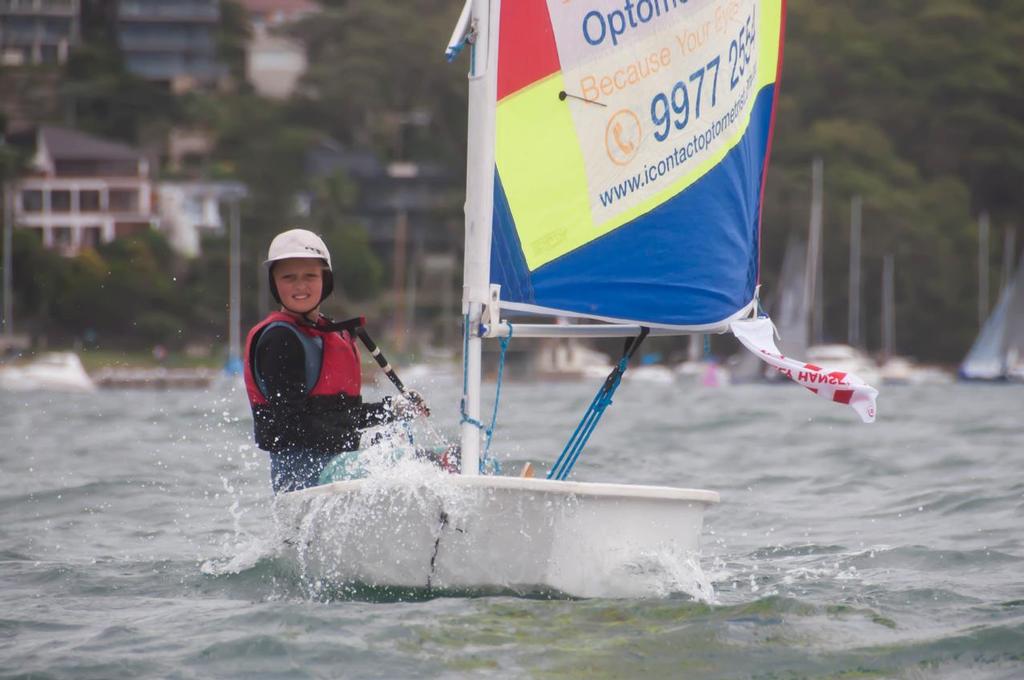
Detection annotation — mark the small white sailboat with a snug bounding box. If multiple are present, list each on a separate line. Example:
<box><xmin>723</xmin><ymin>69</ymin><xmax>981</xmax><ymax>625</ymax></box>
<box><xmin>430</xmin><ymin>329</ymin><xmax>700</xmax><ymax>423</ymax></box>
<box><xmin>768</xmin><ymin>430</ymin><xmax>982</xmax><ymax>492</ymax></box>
<box><xmin>960</xmin><ymin>253</ymin><xmax>1024</xmax><ymax>381</ymax></box>
<box><xmin>277</xmin><ymin>0</ymin><xmax>875</xmax><ymax>598</ymax></box>
<box><xmin>0</xmin><ymin>351</ymin><xmax>96</xmax><ymax>393</ymax></box>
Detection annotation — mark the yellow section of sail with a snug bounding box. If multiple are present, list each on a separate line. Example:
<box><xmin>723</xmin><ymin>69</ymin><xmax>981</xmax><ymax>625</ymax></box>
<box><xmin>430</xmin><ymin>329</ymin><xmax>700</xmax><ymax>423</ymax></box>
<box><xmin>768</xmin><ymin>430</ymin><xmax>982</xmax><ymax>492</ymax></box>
<box><xmin>495</xmin><ymin>73</ymin><xmax>591</xmax><ymax>271</ymax></box>
<box><xmin>758</xmin><ymin>0</ymin><xmax>783</xmax><ymax>85</ymax></box>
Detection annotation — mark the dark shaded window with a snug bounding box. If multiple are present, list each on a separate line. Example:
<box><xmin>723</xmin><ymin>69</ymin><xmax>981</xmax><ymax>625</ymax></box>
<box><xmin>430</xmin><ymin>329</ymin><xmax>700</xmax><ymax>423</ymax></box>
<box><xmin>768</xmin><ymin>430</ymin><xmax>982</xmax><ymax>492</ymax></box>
<box><xmin>81</xmin><ymin>226</ymin><xmax>102</xmax><ymax>248</ymax></box>
<box><xmin>109</xmin><ymin>189</ymin><xmax>138</xmax><ymax>212</ymax></box>
<box><xmin>21</xmin><ymin>190</ymin><xmax>43</xmax><ymax>212</ymax></box>
<box><xmin>80</xmin><ymin>190</ymin><xmax>101</xmax><ymax>212</ymax></box>
<box><xmin>51</xmin><ymin>190</ymin><xmax>71</xmax><ymax>212</ymax></box>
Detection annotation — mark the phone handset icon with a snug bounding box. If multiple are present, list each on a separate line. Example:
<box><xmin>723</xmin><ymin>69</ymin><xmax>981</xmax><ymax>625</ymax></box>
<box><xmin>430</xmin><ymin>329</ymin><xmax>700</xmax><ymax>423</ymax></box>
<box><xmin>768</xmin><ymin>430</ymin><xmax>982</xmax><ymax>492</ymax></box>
<box><xmin>605</xmin><ymin>109</ymin><xmax>642</xmax><ymax>165</ymax></box>
<box><xmin>612</xmin><ymin>122</ymin><xmax>634</xmax><ymax>155</ymax></box>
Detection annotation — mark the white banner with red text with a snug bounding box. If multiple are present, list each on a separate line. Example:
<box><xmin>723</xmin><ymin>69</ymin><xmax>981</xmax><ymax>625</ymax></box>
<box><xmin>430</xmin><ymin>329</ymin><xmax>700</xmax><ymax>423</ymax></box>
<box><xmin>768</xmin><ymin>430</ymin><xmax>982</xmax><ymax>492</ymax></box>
<box><xmin>730</xmin><ymin>317</ymin><xmax>879</xmax><ymax>423</ymax></box>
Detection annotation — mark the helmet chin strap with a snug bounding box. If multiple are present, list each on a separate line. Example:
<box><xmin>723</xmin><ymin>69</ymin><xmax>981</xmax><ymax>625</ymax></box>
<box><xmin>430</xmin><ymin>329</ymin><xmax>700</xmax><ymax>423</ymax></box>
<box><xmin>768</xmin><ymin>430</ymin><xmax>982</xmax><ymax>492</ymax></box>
<box><xmin>279</xmin><ymin>302</ymin><xmax>320</xmax><ymax>321</ymax></box>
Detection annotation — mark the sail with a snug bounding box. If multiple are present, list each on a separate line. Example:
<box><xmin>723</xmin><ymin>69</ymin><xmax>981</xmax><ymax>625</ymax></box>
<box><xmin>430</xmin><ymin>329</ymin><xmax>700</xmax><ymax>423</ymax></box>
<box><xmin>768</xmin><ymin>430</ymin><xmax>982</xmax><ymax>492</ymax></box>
<box><xmin>489</xmin><ymin>0</ymin><xmax>785</xmax><ymax>329</ymax></box>
<box><xmin>960</xmin><ymin>254</ymin><xmax>1024</xmax><ymax>379</ymax></box>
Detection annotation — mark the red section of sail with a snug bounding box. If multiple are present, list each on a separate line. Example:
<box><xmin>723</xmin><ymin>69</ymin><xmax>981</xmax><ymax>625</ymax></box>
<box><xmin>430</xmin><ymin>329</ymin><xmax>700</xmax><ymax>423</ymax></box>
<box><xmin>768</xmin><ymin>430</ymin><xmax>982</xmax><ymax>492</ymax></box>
<box><xmin>497</xmin><ymin>0</ymin><xmax>561</xmax><ymax>101</ymax></box>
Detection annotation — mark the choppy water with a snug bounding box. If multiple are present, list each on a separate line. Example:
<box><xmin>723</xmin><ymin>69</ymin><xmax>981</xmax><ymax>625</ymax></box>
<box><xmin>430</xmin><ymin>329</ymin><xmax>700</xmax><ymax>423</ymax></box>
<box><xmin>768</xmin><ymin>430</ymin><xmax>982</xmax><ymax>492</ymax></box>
<box><xmin>1</xmin><ymin>368</ymin><xmax>1022</xmax><ymax>678</ymax></box>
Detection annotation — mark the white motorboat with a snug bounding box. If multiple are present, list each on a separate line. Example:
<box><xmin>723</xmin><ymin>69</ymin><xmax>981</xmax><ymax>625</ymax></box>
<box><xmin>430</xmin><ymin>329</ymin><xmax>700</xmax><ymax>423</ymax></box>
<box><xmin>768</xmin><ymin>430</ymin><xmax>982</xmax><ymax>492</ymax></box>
<box><xmin>0</xmin><ymin>352</ymin><xmax>96</xmax><ymax>393</ymax></box>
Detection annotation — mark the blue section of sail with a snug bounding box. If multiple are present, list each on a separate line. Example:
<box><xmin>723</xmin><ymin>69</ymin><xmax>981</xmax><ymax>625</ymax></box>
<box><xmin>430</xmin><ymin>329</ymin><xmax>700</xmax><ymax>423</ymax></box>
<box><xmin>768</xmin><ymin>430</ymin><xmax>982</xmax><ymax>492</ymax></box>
<box><xmin>490</xmin><ymin>84</ymin><xmax>776</xmax><ymax>327</ymax></box>
<box><xmin>490</xmin><ymin>172</ymin><xmax>534</xmax><ymax>304</ymax></box>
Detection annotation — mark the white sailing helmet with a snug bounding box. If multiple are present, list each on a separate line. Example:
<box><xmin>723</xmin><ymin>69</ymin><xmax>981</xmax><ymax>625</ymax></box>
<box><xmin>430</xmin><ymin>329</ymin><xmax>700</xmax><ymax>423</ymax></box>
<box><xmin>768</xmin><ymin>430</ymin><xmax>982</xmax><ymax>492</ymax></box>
<box><xmin>265</xmin><ymin>228</ymin><xmax>332</xmax><ymax>269</ymax></box>
<box><xmin>265</xmin><ymin>228</ymin><xmax>334</xmax><ymax>304</ymax></box>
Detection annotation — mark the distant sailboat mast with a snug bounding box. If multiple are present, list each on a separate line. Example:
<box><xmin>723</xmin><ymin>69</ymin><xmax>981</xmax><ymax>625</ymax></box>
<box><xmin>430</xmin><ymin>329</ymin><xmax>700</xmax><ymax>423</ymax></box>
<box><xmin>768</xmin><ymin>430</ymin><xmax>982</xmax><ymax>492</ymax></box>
<box><xmin>848</xmin><ymin>196</ymin><xmax>863</xmax><ymax>348</ymax></box>
<box><xmin>1</xmin><ymin>182</ymin><xmax>12</xmax><ymax>340</ymax></box>
<box><xmin>1001</xmin><ymin>227</ymin><xmax>1016</xmax><ymax>293</ymax></box>
<box><xmin>805</xmin><ymin>157</ymin><xmax>824</xmax><ymax>347</ymax></box>
<box><xmin>881</xmin><ymin>253</ymin><xmax>895</xmax><ymax>362</ymax></box>
<box><xmin>224</xmin><ymin>190</ymin><xmax>247</xmax><ymax>375</ymax></box>
<box><xmin>978</xmin><ymin>212</ymin><xmax>990</xmax><ymax>329</ymax></box>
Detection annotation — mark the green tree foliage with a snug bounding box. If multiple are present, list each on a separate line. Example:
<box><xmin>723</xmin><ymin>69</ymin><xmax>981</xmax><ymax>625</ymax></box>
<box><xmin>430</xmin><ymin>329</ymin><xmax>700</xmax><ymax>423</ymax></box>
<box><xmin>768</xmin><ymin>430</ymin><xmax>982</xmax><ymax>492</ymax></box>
<box><xmin>60</xmin><ymin>0</ymin><xmax>183</xmax><ymax>144</ymax></box>
<box><xmin>760</xmin><ymin>1</ymin><xmax>1023</xmax><ymax>361</ymax></box>
<box><xmin>217</xmin><ymin>0</ymin><xmax>251</xmax><ymax>86</ymax></box>
<box><xmin>288</xmin><ymin>0</ymin><xmax>467</xmax><ymax>166</ymax></box>
<box><xmin>2</xmin><ymin>229</ymin><xmax>192</xmax><ymax>348</ymax></box>
<box><xmin>306</xmin><ymin>170</ymin><xmax>382</xmax><ymax>301</ymax></box>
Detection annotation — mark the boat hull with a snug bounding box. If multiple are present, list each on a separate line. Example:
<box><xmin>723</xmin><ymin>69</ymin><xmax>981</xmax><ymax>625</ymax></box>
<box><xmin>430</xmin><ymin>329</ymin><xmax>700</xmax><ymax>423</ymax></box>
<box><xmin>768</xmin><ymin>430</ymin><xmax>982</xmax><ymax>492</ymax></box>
<box><xmin>276</xmin><ymin>475</ymin><xmax>719</xmax><ymax>599</ymax></box>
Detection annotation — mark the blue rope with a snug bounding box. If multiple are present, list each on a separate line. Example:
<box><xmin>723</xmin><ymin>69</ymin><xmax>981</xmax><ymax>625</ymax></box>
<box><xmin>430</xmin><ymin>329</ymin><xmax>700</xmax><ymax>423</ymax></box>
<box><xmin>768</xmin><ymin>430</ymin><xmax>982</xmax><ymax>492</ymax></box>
<box><xmin>547</xmin><ymin>357</ymin><xmax>629</xmax><ymax>481</ymax></box>
<box><xmin>480</xmin><ymin>327</ymin><xmax>511</xmax><ymax>474</ymax></box>
<box><xmin>459</xmin><ymin>313</ymin><xmax>485</xmax><ymax>430</ymax></box>
<box><xmin>547</xmin><ymin>330</ymin><xmax>649</xmax><ymax>481</ymax></box>
<box><xmin>458</xmin><ymin>314</ymin><xmax>508</xmax><ymax>474</ymax></box>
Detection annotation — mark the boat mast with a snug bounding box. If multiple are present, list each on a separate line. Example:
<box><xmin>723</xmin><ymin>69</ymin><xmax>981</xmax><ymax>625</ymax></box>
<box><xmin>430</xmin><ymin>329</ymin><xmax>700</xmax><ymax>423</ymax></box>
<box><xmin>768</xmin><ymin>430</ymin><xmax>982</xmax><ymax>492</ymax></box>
<box><xmin>978</xmin><ymin>211</ymin><xmax>990</xmax><ymax>328</ymax></box>
<box><xmin>848</xmin><ymin>195</ymin><xmax>862</xmax><ymax>348</ymax></box>
<box><xmin>2</xmin><ymin>182</ymin><xmax>12</xmax><ymax>339</ymax></box>
<box><xmin>804</xmin><ymin>157</ymin><xmax>824</xmax><ymax>347</ymax></box>
<box><xmin>1001</xmin><ymin>226</ymin><xmax>1016</xmax><ymax>293</ymax></box>
<box><xmin>227</xmin><ymin>197</ymin><xmax>242</xmax><ymax>374</ymax></box>
<box><xmin>459</xmin><ymin>0</ymin><xmax>498</xmax><ymax>476</ymax></box>
<box><xmin>881</xmin><ymin>253</ymin><xmax>895</xmax><ymax>362</ymax></box>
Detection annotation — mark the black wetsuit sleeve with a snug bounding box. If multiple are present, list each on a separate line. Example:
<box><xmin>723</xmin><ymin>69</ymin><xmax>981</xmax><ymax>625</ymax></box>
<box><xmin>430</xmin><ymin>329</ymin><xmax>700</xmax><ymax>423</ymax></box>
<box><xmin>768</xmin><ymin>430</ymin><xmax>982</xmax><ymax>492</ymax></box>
<box><xmin>254</xmin><ymin>326</ymin><xmax>308</xmax><ymax>404</ymax></box>
<box><xmin>251</xmin><ymin>325</ymin><xmax>398</xmax><ymax>453</ymax></box>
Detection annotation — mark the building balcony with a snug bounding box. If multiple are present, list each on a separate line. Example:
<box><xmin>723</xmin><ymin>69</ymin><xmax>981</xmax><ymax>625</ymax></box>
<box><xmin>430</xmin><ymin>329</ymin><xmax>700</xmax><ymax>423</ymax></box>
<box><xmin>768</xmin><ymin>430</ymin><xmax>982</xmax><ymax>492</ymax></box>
<box><xmin>0</xmin><ymin>0</ymin><xmax>78</xmax><ymax>17</ymax></box>
<box><xmin>0</xmin><ymin>29</ymin><xmax>75</xmax><ymax>46</ymax></box>
<box><xmin>118</xmin><ymin>33</ymin><xmax>215</xmax><ymax>54</ymax></box>
<box><xmin>117</xmin><ymin>1</ymin><xmax>218</xmax><ymax>24</ymax></box>
<box><xmin>123</xmin><ymin>56</ymin><xmax>225</xmax><ymax>83</ymax></box>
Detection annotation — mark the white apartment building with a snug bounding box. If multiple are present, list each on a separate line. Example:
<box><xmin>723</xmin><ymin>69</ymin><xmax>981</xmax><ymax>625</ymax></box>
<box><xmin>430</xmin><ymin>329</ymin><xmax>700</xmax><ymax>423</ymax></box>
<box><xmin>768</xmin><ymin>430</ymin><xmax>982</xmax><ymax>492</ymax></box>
<box><xmin>0</xmin><ymin>0</ymin><xmax>80</xmax><ymax>66</ymax></box>
<box><xmin>11</xmin><ymin>126</ymin><xmax>157</xmax><ymax>255</ymax></box>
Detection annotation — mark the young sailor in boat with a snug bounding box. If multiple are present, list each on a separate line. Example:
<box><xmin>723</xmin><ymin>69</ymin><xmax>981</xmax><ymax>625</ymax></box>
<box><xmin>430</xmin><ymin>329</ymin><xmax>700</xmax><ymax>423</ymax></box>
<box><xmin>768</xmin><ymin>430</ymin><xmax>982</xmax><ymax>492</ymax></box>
<box><xmin>243</xmin><ymin>228</ymin><xmax>429</xmax><ymax>493</ymax></box>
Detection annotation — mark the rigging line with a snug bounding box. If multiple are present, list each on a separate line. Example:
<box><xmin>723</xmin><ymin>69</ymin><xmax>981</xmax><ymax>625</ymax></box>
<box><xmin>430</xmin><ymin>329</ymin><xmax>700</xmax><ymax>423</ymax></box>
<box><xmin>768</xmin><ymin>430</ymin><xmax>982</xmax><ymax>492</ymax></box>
<box><xmin>480</xmin><ymin>325</ymin><xmax>512</xmax><ymax>475</ymax></box>
<box><xmin>548</xmin><ymin>328</ymin><xmax>650</xmax><ymax>481</ymax></box>
<box><xmin>460</xmin><ymin>313</ymin><xmax>484</xmax><ymax>430</ymax></box>
<box><xmin>558</xmin><ymin>91</ymin><xmax>607</xmax><ymax>107</ymax></box>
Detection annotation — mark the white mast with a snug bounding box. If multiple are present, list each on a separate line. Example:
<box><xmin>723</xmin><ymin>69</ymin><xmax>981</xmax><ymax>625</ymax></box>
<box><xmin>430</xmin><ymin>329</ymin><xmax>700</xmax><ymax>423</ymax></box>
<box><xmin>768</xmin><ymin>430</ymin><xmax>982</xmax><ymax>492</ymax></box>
<box><xmin>848</xmin><ymin>195</ymin><xmax>862</xmax><ymax>348</ymax></box>
<box><xmin>978</xmin><ymin>212</ymin><xmax>990</xmax><ymax>328</ymax></box>
<box><xmin>881</xmin><ymin>253</ymin><xmax>895</xmax><ymax>361</ymax></box>
<box><xmin>459</xmin><ymin>0</ymin><xmax>498</xmax><ymax>476</ymax></box>
<box><xmin>1001</xmin><ymin>226</ymin><xmax>1016</xmax><ymax>293</ymax></box>
<box><xmin>227</xmin><ymin>197</ymin><xmax>242</xmax><ymax>373</ymax></box>
<box><xmin>804</xmin><ymin>157</ymin><xmax>824</xmax><ymax>348</ymax></box>
<box><xmin>2</xmin><ymin>182</ymin><xmax>12</xmax><ymax>339</ymax></box>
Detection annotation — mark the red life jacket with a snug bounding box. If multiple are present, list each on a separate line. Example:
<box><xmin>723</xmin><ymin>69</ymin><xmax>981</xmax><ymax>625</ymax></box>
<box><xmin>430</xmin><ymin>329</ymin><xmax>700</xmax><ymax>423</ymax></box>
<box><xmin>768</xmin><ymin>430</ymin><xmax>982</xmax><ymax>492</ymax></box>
<box><xmin>243</xmin><ymin>311</ymin><xmax>361</xmax><ymax>405</ymax></box>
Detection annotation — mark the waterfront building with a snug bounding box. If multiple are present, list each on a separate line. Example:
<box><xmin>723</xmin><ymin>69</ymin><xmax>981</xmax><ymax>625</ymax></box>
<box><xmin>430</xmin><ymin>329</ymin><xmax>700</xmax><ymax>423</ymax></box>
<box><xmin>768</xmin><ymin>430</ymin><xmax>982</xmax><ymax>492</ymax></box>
<box><xmin>116</xmin><ymin>0</ymin><xmax>225</xmax><ymax>91</ymax></box>
<box><xmin>0</xmin><ymin>0</ymin><xmax>79</xmax><ymax>66</ymax></box>
<box><xmin>9</xmin><ymin>126</ymin><xmax>157</xmax><ymax>255</ymax></box>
